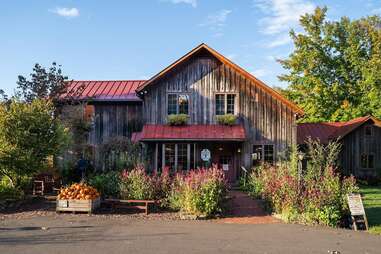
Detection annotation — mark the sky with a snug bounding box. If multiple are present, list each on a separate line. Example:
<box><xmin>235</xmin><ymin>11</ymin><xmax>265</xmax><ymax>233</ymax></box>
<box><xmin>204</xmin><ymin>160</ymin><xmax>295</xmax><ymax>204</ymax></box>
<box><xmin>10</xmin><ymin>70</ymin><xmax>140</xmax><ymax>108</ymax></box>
<box><xmin>1</xmin><ymin>0</ymin><xmax>381</xmax><ymax>95</ymax></box>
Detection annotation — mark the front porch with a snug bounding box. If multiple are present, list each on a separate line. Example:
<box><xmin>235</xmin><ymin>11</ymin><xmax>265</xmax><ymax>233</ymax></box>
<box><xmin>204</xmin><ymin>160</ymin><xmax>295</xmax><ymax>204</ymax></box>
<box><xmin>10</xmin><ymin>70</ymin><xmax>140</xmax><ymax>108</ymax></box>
<box><xmin>135</xmin><ymin>124</ymin><xmax>247</xmax><ymax>183</ymax></box>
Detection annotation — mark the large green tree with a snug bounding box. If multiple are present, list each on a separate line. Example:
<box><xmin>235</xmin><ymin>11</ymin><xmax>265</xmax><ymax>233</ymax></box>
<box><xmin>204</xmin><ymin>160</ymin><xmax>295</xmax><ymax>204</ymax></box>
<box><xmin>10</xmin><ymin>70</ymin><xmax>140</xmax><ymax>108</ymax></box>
<box><xmin>280</xmin><ymin>7</ymin><xmax>381</xmax><ymax>122</ymax></box>
<box><xmin>0</xmin><ymin>99</ymin><xmax>68</xmax><ymax>188</ymax></box>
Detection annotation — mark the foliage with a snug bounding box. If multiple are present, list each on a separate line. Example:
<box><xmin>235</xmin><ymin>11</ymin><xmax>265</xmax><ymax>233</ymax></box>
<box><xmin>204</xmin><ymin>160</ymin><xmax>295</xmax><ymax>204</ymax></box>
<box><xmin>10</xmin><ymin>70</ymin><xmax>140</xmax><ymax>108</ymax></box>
<box><xmin>168</xmin><ymin>166</ymin><xmax>227</xmax><ymax>217</ymax></box>
<box><xmin>216</xmin><ymin>114</ymin><xmax>237</xmax><ymax>126</ymax></box>
<box><xmin>100</xmin><ymin>136</ymin><xmax>143</xmax><ymax>171</ymax></box>
<box><xmin>0</xmin><ymin>179</ymin><xmax>24</xmax><ymax>200</ymax></box>
<box><xmin>16</xmin><ymin>62</ymin><xmax>83</xmax><ymax>104</ymax></box>
<box><xmin>246</xmin><ymin>139</ymin><xmax>359</xmax><ymax>226</ymax></box>
<box><xmin>279</xmin><ymin>7</ymin><xmax>381</xmax><ymax>122</ymax></box>
<box><xmin>88</xmin><ymin>171</ymin><xmax>121</xmax><ymax>198</ymax></box>
<box><xmin>359</xmin><ymin>185</ymin><xmax>381</xmax><ymax>235</ymax></box>
<box><xmin>167</xmin><ymin>114</ymin><xmax>189</xmax><ymax>126</ymax></box>
<box><xmin>0</xmin><ymin>99</ymin><xmax>69</xmax><ymax>189</ymax></box>
<box><xmin>119</xmin><ymin>166</ymin><xmax>156</xmax><ymax>200</ymax></box>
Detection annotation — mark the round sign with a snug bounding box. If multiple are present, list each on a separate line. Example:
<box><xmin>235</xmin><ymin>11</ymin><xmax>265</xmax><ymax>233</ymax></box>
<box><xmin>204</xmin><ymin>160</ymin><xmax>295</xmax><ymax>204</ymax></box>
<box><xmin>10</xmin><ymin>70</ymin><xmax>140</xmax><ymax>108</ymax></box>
<box><xmin>201</xmin><ymin>149</ymin><xmax>211</xmax><ymax>161</ymax></box>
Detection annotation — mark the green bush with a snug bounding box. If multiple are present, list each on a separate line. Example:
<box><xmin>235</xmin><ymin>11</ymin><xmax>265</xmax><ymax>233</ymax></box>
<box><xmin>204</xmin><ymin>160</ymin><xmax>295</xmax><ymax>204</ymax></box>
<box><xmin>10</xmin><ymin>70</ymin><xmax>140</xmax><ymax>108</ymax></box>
<box><xmin>0</xmin><ymin>182</ymin><xmax>24</xmax><ymax>200</ymax></box>
<box><xmin>167</xmin><ymin>114</ymin><xmax>189</xmax><ymax>126</ymax></box>
<box><xmin>119</xmin><ymin>166</ymin><xmax>156</xmax><ymax>200</ymax></box>
<box><xmin>168</xmin><ymin>166</ymin><xmax>227</xmax><ymax>217</ymax></box>
<box><xmin>216</xmin><ymin>114</ymin><xmax>237</xmax><ymax>125</ymax></box>
<box><xmin>88</xmin><ymin>171</ymin><xmax>121</xmax><ymax>198</ymax></box>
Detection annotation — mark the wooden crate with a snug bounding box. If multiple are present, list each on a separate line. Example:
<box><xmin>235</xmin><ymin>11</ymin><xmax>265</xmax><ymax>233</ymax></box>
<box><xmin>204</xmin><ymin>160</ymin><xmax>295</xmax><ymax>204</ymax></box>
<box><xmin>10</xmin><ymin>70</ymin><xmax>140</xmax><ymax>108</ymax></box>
<box><xmin>56</xmin><ymin>198</ymin><xmax>100</xmax><ymax>214</ymax></box>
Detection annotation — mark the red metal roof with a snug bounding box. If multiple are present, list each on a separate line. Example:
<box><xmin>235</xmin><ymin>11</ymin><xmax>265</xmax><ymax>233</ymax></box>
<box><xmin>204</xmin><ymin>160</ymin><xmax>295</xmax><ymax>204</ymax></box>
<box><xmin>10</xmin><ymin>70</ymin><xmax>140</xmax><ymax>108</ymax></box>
<box><xmin>139</xmin><ymin>124</ymin><xmax>246</xmax><ymax>141</ymax></box>
<box><xmin>61</xmin><ymin>80</ymin><xmax>146</xmax><ymax>101</ymax></box>
<box><xmin>297</xmin><ymin>116</ymin><xmax>379</xmax><ymax>144</ymax></box>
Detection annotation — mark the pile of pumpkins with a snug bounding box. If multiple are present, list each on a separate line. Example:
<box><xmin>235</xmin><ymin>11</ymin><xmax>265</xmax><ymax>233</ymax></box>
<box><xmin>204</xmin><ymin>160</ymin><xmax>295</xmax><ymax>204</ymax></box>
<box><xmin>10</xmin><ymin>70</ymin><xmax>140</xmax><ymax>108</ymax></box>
<box><xmin>57</xmin><ymin>183</ymin><xmax>100</xmax><ymax>200</ymax></box>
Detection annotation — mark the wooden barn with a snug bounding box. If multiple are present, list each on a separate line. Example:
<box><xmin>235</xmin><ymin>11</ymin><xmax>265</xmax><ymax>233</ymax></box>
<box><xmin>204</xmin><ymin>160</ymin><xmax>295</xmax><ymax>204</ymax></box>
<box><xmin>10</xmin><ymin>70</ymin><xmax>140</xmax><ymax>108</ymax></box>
<box><xmin>64</xmin><ymin>43</ymin><xmax>303</xmax><ymax>183</ymax></box>
<box><xmin>298</xmin><ymin>115</ymin><xmax>381</xmax><ymax>178</ymax></box>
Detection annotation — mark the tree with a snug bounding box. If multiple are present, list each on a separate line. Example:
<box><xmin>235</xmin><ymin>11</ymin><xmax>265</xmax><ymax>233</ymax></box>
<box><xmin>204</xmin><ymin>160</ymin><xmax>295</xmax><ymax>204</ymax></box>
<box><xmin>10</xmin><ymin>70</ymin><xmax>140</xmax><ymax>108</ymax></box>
<box><xmin>16</xmin><ymin>62</ymin><xmax>83</xmax><ymax>104</ymax></box>
<box><xmin>0</xmin><ymin>99</ymin><xmax>69</xmax><ymax>188</ymax></box>
<box><xmin>279</xmin><ymin>7</ymin><xmax>381</xmax><ymax>122</ymax></box>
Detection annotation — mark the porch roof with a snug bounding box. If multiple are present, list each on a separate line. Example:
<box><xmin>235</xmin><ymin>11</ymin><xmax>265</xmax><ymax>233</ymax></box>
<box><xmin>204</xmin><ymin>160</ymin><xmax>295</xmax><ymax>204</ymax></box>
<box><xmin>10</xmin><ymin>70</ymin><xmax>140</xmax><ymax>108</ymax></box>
<box><xmin>137</xmin><ymin>124</ymin><xmax>246</xmax><ymax>141</ymax></box>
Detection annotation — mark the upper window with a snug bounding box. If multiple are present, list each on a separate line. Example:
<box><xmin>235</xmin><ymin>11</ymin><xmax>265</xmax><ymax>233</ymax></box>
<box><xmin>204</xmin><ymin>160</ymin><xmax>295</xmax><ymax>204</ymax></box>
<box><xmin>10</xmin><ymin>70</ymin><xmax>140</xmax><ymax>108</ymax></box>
<box><xmin>365</xmin><ymin>126</ymin><xmax>373</xmax><ymax>136</ymax></box>
<box><xmin>168</xmin><ymin>94</ymin><xmax>189</xmax><ymax>115</ymax></box>
<box><xmin>361</xmin><ymin>154</ymin><xmax>374</xmax><ymax>169</ymax></box>
<box><xmin>215</xmin><ymin>94</ymin><xmax>236</xmax><ymax>115</ymax></box>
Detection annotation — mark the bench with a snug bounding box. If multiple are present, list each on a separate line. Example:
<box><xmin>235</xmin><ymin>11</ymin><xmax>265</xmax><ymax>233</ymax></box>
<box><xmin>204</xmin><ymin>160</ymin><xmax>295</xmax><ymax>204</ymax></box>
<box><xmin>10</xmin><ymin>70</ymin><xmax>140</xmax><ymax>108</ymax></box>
<box><xmin>105</xmin><ymin>199</ymin><xmax>158</xmax><ymax>215</ymax></box>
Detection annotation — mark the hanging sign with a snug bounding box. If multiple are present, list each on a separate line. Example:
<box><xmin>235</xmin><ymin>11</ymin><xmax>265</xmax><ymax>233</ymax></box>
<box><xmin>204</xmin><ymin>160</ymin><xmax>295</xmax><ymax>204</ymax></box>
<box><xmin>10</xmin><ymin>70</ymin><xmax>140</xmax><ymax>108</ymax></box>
<box><xmin>201</xmin><ymin>149</ymin><xmax>211</xmax><ymax>161</ymax></box>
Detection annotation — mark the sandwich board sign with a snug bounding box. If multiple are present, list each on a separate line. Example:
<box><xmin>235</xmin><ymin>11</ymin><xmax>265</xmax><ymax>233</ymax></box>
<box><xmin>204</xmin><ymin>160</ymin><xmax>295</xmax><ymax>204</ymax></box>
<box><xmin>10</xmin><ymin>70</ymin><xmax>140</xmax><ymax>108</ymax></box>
<box><xmin>347</xmin><ymin>194</ymin><xmax>368</xmax><ymax>230</ymax></box>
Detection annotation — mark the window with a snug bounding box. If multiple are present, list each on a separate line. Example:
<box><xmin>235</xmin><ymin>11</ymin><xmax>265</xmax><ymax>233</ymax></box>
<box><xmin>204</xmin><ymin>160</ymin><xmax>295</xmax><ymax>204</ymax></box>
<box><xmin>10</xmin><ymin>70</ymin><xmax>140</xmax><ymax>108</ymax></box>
<box><xmin>215</xmin><ymin>94</ymin><xmax>225</xmax><ymax>115</ymax></box>
<box><xmin>164</xmin><ymin>144</ymin><xmax>176</xmax><ymax>170</ymax></box>
<box><xmin>177</xmin><ymin>144</ymin><xmax>188</xmax><ymax>171</ymax></box>
<box><xmin>252</xmin><ymin>145</ymin><xmax>274</xmax><ymax>165</ymax></box>
<box><xmin>365</xmin><ymin>126</ymin><xmax>373</xmax><ymax>136</ymax></box>
<box><xmin>167</xmin><ymin>94</ymin><xmax>189</xmax><ymax>115</ymax></box>
<box><xmin>227</xmin><ymin>94</ymin><xmax>235</xmax><ymax>114</ymax></box>
<box><xmin>215</xmin><ymin>94</ymin><xmax>236</xmax><ymax>115</ymax></box>
<box><xmin>360</xmin><ymin>154</ymin><xmax>374</xmax><ymax>169</ymax></box>
<box><xmin>264</xmin><ymin>145</ymin><xmax>274</xmax><ymax>163</ymax></box>
<box><xmin>162</xmin><ymin>143</ymin><xmax>195</xmax><ymax>171</ymax></box>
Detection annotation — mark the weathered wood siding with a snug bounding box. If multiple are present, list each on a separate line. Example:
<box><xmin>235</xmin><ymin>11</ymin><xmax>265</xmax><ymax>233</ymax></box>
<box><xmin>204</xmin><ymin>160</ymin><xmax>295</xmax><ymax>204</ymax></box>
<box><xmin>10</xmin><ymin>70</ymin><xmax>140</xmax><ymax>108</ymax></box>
<box><xmin>89</xmin><ymin>102</ymin><xmax>143</xmax><ymax>145</ymax></box>
<box><xmin>340</xmin><ymin>123</ymin><xmax>381</xmax><ymax>177</ymax></box>
<box><xmin>142</xmin><ymin>54</ymin><xmax>297</xmax><ymax>167</ymax></box>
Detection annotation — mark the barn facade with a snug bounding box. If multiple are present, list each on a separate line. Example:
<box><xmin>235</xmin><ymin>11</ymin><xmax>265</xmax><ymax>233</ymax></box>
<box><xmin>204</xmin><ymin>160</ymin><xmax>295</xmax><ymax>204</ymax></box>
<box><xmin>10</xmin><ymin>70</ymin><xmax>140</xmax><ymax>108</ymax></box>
<box><xmin>64</xmin><ymin>43</ymin><xmax>303</xmax><ymax>183</ymax></box>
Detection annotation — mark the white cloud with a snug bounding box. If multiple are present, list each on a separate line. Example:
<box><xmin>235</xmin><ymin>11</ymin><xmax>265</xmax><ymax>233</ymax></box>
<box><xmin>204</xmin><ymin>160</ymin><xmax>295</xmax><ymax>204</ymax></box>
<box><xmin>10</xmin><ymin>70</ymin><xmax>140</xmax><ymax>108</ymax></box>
<box><xmin>250</xmin><ymin>68</ymin><xmax>271</xmax><ymax>78</ymax></box>
<box><xmin>200</xmin><ymin>9</ymin><xmax>232</xmax><ymax>37</ymax></box>
<box><xmin>265</xmin><ymin>34</ymin><xmax>291</xmax><ymax>48</ymax></box>
<box><xmin>163</xmin><ymin>0</ymin><xmax>197</xmax><ymax>8</ymax></box>
<box><xmin>254</xmin><ymin>0</ymin><xmax>315</xmax><ymax>35</ymax></box>
<box><xmin>51</xmin><ymin>7</ymin><xmax>80</xmax><ymax>18</ymax></box>
<box><xmin>371</xmin><ymin>7</ymin><xmax>381</xmax><ymax>14</ymax></box>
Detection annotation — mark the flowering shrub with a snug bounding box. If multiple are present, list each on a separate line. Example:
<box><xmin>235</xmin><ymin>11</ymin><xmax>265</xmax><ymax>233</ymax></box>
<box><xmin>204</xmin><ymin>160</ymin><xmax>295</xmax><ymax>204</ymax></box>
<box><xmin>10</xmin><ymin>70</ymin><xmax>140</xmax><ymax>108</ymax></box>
<box><xmin>168</xmin><ymin>166</ymin><xmax>227</xmax><ymax>217</ymax></box>
<box><xmin>247</xmin><ymin>140</ymin><xmax>359</xmax><ymax>226</ymax></box>
<box><xmin>120</xmin><ymin>166</ymin><xmax>156</xmax><ymax>200</ymax></box>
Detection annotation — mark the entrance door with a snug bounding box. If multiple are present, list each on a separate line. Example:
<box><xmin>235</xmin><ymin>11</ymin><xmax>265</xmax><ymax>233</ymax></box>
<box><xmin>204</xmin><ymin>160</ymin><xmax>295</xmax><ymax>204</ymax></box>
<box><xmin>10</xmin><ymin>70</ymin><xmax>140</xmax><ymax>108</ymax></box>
<box><xmin>212</xmin><ymin>144</ymin><xmax>237</xmax><ymax>183</ymax></box>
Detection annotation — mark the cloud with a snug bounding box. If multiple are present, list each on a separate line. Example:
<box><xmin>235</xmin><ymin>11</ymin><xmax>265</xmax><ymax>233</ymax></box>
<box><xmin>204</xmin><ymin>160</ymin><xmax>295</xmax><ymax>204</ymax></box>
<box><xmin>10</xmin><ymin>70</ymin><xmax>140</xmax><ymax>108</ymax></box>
<box><xmin>200</xmin><ymin>9</ymin><xmax>232</xmax><ymax>37</ymax></box>
<box><xmin>254</xmin><ymin>0</ymin><xmax>315</xmax><ymax>35</ymax></box>
<box><xmin>51</xmin><ymin>7</ymin><xmax>80</xmax><ymax>18</ymax></box>
<box><xmin>371</xmin><ymin>7</ymin><xmax>381</xmax><ymax>14</ymax></box>
<box><xmin>265</xmin><ymin>34</ymin><xmax>291</xmax><ymax>48</ymax></box>
<box><xmin>250</xmin><ymin>68</ymin><xmax>271</xmax><ymax>78</ymax></box>
<box><xmin>162</xmin><ymin>0</ymin><xmax>197</xmax><ymax>8</ymax></box>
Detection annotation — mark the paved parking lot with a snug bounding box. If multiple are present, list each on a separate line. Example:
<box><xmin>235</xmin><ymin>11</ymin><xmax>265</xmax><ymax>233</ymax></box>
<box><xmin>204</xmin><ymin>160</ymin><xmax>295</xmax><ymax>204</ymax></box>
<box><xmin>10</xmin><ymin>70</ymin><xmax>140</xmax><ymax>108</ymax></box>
<box><xmin>1</xmin><ymin>213</ymin><xmax>380</xmax><ymax>254</ymax></box>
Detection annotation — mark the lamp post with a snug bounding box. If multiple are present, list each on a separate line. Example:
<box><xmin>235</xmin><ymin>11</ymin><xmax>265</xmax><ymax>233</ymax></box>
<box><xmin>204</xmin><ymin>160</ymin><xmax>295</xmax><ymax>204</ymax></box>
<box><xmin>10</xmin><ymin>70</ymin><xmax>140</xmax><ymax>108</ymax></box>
<box><xmin>297</xmin><ymin>152</ymin><xmax>305</xmax><ymax>187</ymax></box>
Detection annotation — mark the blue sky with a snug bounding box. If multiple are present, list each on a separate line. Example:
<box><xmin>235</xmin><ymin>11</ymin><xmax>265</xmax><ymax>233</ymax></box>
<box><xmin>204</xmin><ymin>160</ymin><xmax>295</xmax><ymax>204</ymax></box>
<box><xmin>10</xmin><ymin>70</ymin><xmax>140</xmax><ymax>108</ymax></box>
<box><xmin>1</xmin><ymin>0</ymin><xmax>381</xmax><ymax>95</ymax></box>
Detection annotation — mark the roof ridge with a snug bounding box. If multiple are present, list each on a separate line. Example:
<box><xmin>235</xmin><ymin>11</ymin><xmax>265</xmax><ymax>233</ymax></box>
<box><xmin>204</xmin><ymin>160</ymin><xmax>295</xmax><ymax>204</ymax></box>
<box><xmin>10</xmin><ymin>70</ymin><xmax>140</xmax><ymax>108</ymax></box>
<box><xmin>68</xmin><ymin>80</ymin><xmax>147</xmax><ymax>82</ymax></box>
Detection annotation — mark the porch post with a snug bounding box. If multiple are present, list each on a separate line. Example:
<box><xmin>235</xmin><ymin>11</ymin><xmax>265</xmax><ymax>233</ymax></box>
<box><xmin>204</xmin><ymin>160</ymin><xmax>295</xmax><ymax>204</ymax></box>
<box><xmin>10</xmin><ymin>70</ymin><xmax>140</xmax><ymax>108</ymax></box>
<box><xmin>154</xmin><ymin>143</ymin><xmax>158</xmax><ymax>171</ymax></box>
<box><xmin>187</xmin><ymin>144</ymin><xmax>191</xmax><ymax>170</ymax></box>
<box><xmin>162</xmin><ymin>144</ymin><xmax>165</xmax><ymax>170</ymax></box>
<box><xmin>175</xmin><ymin>144</ymin><xmax>178</xmax><ymax>171</ymax></box>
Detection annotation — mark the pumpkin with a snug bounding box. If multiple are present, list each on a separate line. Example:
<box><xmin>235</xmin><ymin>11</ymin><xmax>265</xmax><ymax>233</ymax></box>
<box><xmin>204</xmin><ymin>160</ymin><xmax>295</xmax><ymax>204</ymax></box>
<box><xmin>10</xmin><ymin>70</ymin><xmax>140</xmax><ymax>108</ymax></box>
<box><xmin>58</xmin><ymin>183</ymin><xmax>100</xmax><ymax>200</ymax></box>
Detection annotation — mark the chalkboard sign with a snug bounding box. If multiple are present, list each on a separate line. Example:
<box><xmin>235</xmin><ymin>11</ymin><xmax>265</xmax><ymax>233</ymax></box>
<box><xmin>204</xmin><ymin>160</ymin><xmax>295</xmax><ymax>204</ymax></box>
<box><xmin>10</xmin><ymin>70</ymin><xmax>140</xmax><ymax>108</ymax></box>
<box><xmin>347</xmin><ymin>194</ymin><xmax>368</xmax><ymax>230</ymax></box>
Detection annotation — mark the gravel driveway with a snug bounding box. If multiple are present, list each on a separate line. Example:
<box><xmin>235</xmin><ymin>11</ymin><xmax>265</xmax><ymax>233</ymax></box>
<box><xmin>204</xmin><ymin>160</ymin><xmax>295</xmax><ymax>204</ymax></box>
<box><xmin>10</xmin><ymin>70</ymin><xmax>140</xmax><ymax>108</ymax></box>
<box><xmin>0</xmin><ymin>212</ymin><xmax>380</xmax><ymax>254</ymax></box>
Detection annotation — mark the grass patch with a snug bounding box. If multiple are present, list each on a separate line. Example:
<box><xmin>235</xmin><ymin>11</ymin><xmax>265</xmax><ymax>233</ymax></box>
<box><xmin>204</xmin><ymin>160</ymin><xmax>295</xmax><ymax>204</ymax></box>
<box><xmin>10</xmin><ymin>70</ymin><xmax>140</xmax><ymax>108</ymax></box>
<box><xmin>359</xmin><ymin>185</ymin><xmax>381</xmax><ymax>234</ymax></box>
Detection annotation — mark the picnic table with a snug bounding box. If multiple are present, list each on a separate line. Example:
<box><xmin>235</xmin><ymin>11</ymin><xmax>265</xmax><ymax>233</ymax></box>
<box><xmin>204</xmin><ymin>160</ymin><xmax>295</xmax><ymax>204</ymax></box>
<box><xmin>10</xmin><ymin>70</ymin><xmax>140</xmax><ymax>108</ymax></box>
<box><xmin>105</xmin><ymin>199</ymin><xmax>159</xmax><ymax>215</ymax></box>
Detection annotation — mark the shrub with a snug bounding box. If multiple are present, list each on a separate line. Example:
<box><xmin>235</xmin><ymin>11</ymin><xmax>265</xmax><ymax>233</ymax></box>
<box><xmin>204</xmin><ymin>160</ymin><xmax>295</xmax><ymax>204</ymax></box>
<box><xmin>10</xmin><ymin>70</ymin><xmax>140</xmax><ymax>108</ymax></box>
<box><xmin>88</xmin><ymin>171</ymin><xmax>121</xmax><ymax>198</ymax></box>
<box><xmin>0</xmin><ymin>99</ymin><xmax>69</xmax><ymax>189</ymax></box>
<box><xmin>119</xmin><ymin>166</ymin><xmax>156</xmax><ymax>200</ymax></box>
<box><xmin>0</xmin><ymin>184</ymin><xmax>24</xmax><ymax>200</ymax></box>
<box><xmin>168</xmin><ymin>166</ymin><xmax>227</xmax><ymax>217</ymax></box>
<box><xmin>167</xmin><ymin>114</ymin><xmax>189</xmax><ymax>126</ymax></box>
<box><xmin>246</xmin><ymin>139</ymin><xmax>359</xmax><ymax>227</ymax></box>
<box><xmin>216</xmin><ymin>114</ymin><xmax>237</xmax><ymax>125</ymax></box>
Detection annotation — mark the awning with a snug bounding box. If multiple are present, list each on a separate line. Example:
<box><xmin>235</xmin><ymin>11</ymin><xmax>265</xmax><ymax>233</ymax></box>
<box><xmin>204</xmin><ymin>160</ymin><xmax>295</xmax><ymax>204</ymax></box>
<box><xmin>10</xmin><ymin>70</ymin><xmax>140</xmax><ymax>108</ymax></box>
<box><xmin>137</xmin><ymin>124</ymin><xmax>246</xmax><ymax>141</ymax></box>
